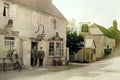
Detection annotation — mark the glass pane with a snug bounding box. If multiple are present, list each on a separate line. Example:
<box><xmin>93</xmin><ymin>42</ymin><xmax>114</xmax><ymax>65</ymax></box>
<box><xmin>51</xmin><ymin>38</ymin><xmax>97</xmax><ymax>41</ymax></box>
<box><xmin>62</xmin><ymin>49</ymin><xmax>64</xmax><ymax>56</ymax></box>
<box><xmin>49</xmin><ymin>42</ymin><xmax>54</xmax><ymax>48</ymax></box>
<box><xmin>56</xmin><ymin>42</ymin><xmax>61</xmax><ymax>48</ymax></box>
<box><xmin>10</xmin><ymin>41</ymin><xmax>11</xmax><ymax>45</ymax></box>
<box><xmin>56</xmin><ymin>49</ymin><xmax>61</xmax><ymax>55</ymax></box>
<box><xmin>49</xmin><ymin>42</ymin><xmax>54</xmax><ymax>56</ymax></box>
<box><xmin>12</xmin><ymin>42</ymin><xmax>14</xmax><ymax>45</ymax></box>
<box><xmin>49</xmin><ymin>49</ymin><xmax>54</xmax><ymax>55</ymax></box>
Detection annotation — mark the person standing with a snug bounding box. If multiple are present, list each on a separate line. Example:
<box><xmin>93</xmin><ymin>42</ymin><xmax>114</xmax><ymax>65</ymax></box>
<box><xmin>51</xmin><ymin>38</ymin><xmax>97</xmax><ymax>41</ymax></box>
<box><xmin>31</xmin><ymin>47</ymin><xmax>37</xmax><ymax>67</ymax></box>
<box><xmin>37</xmin><ymin>47</ymin><xmax>45</xmax><ymax>67</ymax></box>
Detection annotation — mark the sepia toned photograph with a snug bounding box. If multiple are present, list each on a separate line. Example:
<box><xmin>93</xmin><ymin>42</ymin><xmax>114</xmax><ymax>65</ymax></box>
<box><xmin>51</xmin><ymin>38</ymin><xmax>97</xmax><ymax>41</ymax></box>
<box><xmin>0</xmin><ymin>0</ymin><xmax>120</xmax><ymax>80</ymax></box>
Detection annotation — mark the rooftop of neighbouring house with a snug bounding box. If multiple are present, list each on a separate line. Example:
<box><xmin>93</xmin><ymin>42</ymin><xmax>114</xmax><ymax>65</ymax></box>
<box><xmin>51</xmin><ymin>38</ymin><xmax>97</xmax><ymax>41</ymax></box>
<box><xmin>89</xmin><ymin>23</ymin><xmax>104</xmax><ymax>35</ymax></box>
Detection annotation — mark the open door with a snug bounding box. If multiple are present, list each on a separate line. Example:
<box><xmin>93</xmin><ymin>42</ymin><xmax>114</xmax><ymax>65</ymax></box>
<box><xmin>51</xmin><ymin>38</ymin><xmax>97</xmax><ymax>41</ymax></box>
<box><xmin>31</xmin><ymin>42</ymin><xmax>38</xmax><ymax>66</ymax></box>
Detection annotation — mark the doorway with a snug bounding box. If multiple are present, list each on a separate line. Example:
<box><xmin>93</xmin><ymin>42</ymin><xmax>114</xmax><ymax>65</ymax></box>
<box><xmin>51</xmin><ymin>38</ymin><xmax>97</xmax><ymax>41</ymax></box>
<box><xmin>31</xmin><ymin>42</ymin><xmax>38</xmax><ymax>66</ymax></box>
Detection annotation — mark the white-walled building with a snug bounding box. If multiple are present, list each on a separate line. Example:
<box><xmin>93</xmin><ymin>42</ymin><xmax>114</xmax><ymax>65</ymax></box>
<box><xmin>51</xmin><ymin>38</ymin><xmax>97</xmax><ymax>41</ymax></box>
<box><xmin>0</xmin><ymin>0</ymin><xmax>68</xmax><ymax>66</ymax></box>
<box><xmin>84</xmin><ymin>23</ymin><xmax>115</xmax><ymax>60</ymax></box>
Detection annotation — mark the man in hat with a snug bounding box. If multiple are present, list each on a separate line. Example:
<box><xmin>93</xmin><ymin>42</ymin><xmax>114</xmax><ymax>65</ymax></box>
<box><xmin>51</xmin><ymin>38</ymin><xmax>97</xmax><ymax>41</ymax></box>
<box><xmin>37</xmin><ymin>47</ymin><xmax>45</xmax><ymax>67</ymax></box>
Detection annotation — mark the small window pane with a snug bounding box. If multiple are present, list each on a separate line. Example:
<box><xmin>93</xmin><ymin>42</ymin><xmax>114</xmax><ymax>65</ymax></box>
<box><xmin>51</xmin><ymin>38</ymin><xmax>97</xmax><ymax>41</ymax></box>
<box><xmin>49</xmin><ymin>42</ymin><xmax>54</xmax><ymax>55</ymax></box>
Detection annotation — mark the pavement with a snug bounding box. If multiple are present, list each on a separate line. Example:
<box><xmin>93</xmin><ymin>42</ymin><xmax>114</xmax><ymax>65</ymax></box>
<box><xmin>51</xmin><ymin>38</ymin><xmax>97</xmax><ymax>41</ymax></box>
<box><xmin>0</xmin><ymin>63</ymin><xmax>86</xmax><ymax>80</ymax></box>
<box><xmin>3</xmin><ymin>56</ymin><xmax>120</xmax><ymax>80</ymax></box>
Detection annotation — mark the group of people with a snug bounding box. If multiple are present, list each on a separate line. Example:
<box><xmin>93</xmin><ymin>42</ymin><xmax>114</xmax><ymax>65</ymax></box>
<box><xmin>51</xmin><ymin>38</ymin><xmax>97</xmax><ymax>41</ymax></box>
<box><xmin>5</xmin><ymin>47</ymin><xmax>45</xmax><ymax>71</ymax></box>
<box><xmin>31</xmin><ymin>47</ymin><xmax>45</xmax><ymax>67</ymax></box>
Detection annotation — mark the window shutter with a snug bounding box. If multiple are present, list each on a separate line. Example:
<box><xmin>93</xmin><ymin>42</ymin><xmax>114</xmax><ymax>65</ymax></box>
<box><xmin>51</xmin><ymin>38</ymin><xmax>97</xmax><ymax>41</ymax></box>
<box><xmin>10</xmin><ymin>5</ymin><xmax>17</xmax><ymax>18</ymax></box>
<box><xmin>0</xmin><ymin>1</ymin><xmax>4</xmax><ymax>16</ymax></box>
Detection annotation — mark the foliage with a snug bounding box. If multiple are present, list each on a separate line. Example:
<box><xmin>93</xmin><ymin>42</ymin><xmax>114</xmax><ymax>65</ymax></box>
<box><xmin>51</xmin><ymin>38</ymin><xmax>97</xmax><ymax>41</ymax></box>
<box><xmin>67</xmin><ymin>19</ymin><xmax>84</xmax><ymax>55</ymax></box>
<box><xmin>113</xmin><ymin>20</ymin><xmax>117</xmax><ymax>30</ymax></box>
<box><xmin>97</xmin><ymin>24</ymin><xmax>115</xmax><ymax>39</ymax></box>
<box><xmin>97</xmin><ymin>20</ymin><xmax>120</xmax><ymax>40</ymax></box>
<box><xmin>96</xmin><ymin>20</ymin><xmax>120</xmax><ymax>45</ymax></box>
<box><xmin>108</xmin><ymin>27</ymin><xmax>119</xmax><ymax>39</ymax></box>
<box><xmin>109</xmin><ymin>26</ymin><xmax>120</xmax><ymax>45</ymax></box>
<box><xmin>81</xmin><ymin>24</ymin><xmax>89</xmax><ymax>32</ymax></box>
<box><xmin>67</xmin><ymin>31</ymin><xmax>84</xmax><ymax>55</ymax></box>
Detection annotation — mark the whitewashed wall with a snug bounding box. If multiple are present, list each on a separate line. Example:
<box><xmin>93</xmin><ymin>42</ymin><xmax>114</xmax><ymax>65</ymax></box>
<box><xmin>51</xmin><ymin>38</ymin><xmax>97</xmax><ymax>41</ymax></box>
<box><xmin>0</xmin><ymin>0</ymin><xmax>67</xmax><ymax>65</ymax></box>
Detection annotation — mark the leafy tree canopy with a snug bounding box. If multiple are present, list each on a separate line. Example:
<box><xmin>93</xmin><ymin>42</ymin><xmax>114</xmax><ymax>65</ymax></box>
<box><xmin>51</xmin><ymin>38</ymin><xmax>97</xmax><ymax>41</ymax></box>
<box><xmin>67</xmin><ymin>19</ymin><xmax>84</xmax><ymax>55</ymax></box>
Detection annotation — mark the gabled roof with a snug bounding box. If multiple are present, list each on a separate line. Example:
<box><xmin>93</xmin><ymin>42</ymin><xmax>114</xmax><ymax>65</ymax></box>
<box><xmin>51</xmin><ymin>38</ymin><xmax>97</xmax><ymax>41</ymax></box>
<box><xmin>85</xmin><ymin>39</ymin><xmax>96</xmax><ymax>48</ymax></box>
<box><xmin>89</xmin><ymin>23</ymin><xmax>104</xmax><ymax>35</ymax></box>
<box><xmin>4</xmin><ymin>0</ymin><xmax>67</xmax><ymax>20</ymax></box>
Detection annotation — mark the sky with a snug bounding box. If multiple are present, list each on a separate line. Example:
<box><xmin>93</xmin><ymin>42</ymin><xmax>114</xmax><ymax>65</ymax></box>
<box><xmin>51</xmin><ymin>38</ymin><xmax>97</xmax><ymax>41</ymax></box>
<box><xmin>53</xmin><ymin>0</ymin><xmax>120</xmax><ymax>29</ymax></box>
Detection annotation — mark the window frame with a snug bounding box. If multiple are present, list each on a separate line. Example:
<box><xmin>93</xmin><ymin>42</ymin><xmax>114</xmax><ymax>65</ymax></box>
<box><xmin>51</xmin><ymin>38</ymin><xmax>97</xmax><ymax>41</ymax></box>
<box><xmin>49</xmin><ymin>42</ymin><xmax>54</xmax><ymax>56</ymax></box>
<box><xmin>4</xmin><ymin>36</ymin><xmax>15</xmax><ymax>56</ymax></box>
<box><xmin>49</xmin><ymin>41</ymin><xmax>64</xmax><ymax>57</ymax></box>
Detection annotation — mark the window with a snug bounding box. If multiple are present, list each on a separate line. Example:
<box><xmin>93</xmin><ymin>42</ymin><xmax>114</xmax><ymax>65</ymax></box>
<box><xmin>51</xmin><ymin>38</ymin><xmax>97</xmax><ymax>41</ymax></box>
<box><xmin>49</xmin><ymin>42</ymin><xmax>63</xmax><ymax>56</ymax></box>
<box><xmin>93</xmin><ymin>49</ymin><xmax>96</xmax><ymax>54</ymax></box>
<box><xmin>3</xmin><ymin>3</ymin><xmax>10</xmax><ymax>17</ymax></box>
<box><xmin>56</xmin><ymin>42</ymin><xmax>62</xmax><ymax>56</ymax></box>
<box><xmin>4</xmin><ymin>36</ymin><xmax>15</xmax><ymax>50</ymax></box>
<box><xmin>49</xmin><ymin>42</ymin><xmax>54</xmax><ymax>55</ymax></box>
<box><xmin>50</xmin><ymin>18</ymin><xmax>57</xmax><ymax>29</ymax></box>
<box><xmin>4</xmin><ymin>37</ymin><xmax>15</xmax><ymax>57</ymax></box>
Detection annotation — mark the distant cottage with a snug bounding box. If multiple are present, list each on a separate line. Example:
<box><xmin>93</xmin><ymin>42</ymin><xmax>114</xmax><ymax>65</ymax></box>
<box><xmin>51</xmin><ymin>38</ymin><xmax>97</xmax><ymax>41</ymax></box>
<box><xmin>75</xmin><ymin>23</ymin><xmax>115</xmax><ymax>62</ymax></box>
<box><xmin>87</xmin><ymin>23</ymin><xmax>115</xmax><ymax>59</ymax></box>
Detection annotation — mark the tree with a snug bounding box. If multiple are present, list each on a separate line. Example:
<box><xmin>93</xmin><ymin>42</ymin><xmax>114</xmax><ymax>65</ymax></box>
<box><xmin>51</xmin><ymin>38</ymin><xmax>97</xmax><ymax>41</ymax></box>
<box><xmin>67</xmin><ymin>31</ymin><xmax>84</xmax><ymax>55</ymax></box>
<box><xmin>67</xmin><ymin>19</ymin><xmax>84</xmax><ymax>55</ymax></box>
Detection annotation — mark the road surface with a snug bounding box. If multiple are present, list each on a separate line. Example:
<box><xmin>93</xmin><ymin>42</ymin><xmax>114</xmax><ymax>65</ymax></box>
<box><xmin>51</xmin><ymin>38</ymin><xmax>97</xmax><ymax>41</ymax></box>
<box><xmin>11</xmin><ymin>56</ymin><xmax>120</xmax><ymax>80</ymax></box>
